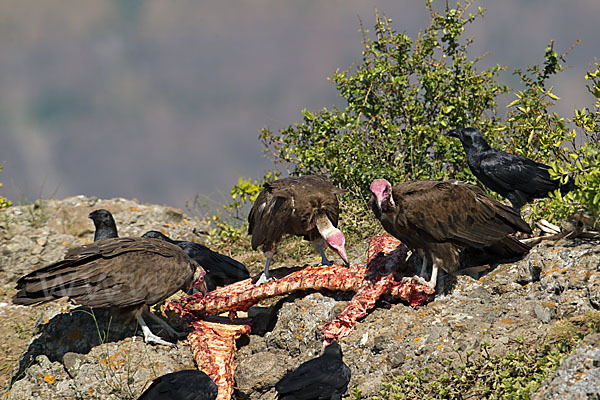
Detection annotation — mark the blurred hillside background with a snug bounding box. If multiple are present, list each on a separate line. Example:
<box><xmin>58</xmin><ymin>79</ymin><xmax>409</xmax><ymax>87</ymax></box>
<box><xmin>0</xmin><ymin>0</ymin><xmax>599</xmax><ymax>211</ymax></box>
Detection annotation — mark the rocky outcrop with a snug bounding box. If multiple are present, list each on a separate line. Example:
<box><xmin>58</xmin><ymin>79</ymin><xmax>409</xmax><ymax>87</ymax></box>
<box><xmin>1</xmin><ymin>197</ymin><xmax>599</xmax><ymax>399</ymax></box>
<box><xmin>532</xmin><ymin>333</ymin><xmax>600</xmax><ymax>399</ymax></box>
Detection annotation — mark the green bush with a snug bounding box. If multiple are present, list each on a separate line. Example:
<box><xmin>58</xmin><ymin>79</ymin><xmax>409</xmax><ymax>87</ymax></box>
<box><xmin>260</xmin><ymin>1</ymin><xmax>507</xmax><ymax>201</ymax></box>
<box><xmin>0</xmin><ymin>165</ymin><xmax>11</xmax><ymax>209</ymax></box>
<box><xmin>541</xmin><ymin>61</ymin><xmax>600</xmax><ymax>221</ymax></box>
<box><xmin>218</xmin><ymin>0</ymin><xmax>598</xmax><ymax>240</ymax></box>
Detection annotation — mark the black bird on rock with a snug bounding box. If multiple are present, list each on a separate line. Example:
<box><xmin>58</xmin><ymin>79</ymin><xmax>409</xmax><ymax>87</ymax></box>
<box><xmin>248</xmin><ymin>175</ymin><xmax>349</xmax><ymax>285</ymax></box>
<box><xmin>275</xmin><ymin>341</ymin><xmax>351</xmax><ymax>400</ymax></box>
<box><xmin>137</xmin><ymin>369</ymin><xmax>218</xmax><ymax>400</ymax></box>
<box><xmin>446</xmin><ymin>127</ymin><xmax>577</xmax><ymax>212</ymax></box>
<box><xmin>142</xmin><ymin>230</ymin><xmax>250</xmax><ymax>291</ymax></box>
<box><xmin>13</xmin><ymin>237</ymin><xmax>207</xmax><ymax>346</ymax></box>
<box><xmin>370</xmin><ymin>179</ymin><xmax>532</xmax><ymax>289</ymax></box>
<box><xmin>89</xmin><ymin>209</ymin><xmax>119</xmax><ymax>241</ymax></box>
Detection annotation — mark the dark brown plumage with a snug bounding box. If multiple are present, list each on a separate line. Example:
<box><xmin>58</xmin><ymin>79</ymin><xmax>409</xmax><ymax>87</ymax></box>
<box><xmin>275</xmin><ymin>341</ymin><xmax>351</xmax><ymax>400</ymax></box>
<box><xmin>137</xmin><ymin>369</ymin><xmax>218</xmax><ymax>400</ymax></box>
<box><xmin>248</xmin><ymin>175</ymin><xmax>349</xmax><ymax>284</ymax></box>
<box><xmin>13</xmin><ymin>237</ymin><xmax>206</xmax><ymax>346</ymax></box>
<box><xmin>370</xmin><ymin>179</ymin><xmax>532</xmax><ymax>288</ymax></box>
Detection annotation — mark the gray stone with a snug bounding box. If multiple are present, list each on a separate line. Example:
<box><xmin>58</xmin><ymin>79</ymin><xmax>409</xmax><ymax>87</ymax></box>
<box><xmin>535</xmin><ymin>303</ymin><xmax>553</xmax><ymax>323</ymax></box>
<box><xmin>532</xmin><ymin>334</ymin><xmax>600</xmax><ymax>399</ymax></box>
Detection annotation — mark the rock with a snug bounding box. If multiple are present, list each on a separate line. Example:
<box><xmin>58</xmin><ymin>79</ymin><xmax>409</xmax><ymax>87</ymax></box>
<box><xmin>2</xmin><ymin>196</ymin><xmax>600</xmax><ymax>399</ymax></box>
<box><xmin>264</xmin><ymin>293</ymin><xmax>338</xmax><ymax>356</ymax></box>
<box><xmin>532</xmin><ymin>333</ymin><xmax>600</xmax><ymax>399</ymax></box>
<box><xmin>535</xmin><ymin>303</ymin><xmax>553</xmax><ymax>323</ymax></box>
<box><xmin>236</xmin><ymin>350</ymin><xmax>289</xmax><ymax>395</ymax></box>
<box><xmin>62</xmin><ymin>352</ymin><xmax>86</xmax><ymax>378</ymax></box>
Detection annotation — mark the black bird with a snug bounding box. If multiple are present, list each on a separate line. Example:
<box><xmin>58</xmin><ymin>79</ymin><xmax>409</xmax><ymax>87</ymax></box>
<box><xmin>142</xmin><ymin>230</ymin><xmax>250</xmax><ymax>291</ymax></box>
<box><xmin>137</xmin><ymin>369</ymin><xmax>218</xmax><ymax>400</ymax></box>
<box><xmin>275</xmin><ymin>341</ymin><xmax>351</xmax><ymax>400</ymax></box>
<box><xmin>89</xmin><ymin>209</ymin><xmax>118</xmax><ymax>241</ymax></box>
<box><xmin>446</xmin><ymin>127</ymin><xmax>577</xmax><ymax>211</ymax></box>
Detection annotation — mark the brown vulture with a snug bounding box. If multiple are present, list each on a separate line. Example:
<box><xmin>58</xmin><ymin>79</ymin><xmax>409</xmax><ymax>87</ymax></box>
<box><xmin>12</xmin><ymin>237</ymin><xmax>207</xmax><ymax>346</ymax></box>
<box><xmin>446</xmin><ymin>127</ymin><xmax>577</xmax><ymax>212</ymax></box>
<box><xmin>248</xmin><ymin>175</ymin><xmax>349</xmax><ymax>285</ymax></box>
<box><xmin>369</xmin><ymin>179</ymin><xmax>532</xmax><ymax>289</ymax></box>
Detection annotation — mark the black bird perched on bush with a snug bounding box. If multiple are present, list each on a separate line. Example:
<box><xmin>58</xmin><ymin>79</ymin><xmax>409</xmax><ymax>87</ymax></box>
<box><xmin>446</xmin><ymin>127</ymin><xmax>577</xmax><ymax>212</ymax></box>
<box><xmin>137</xmin><ymin>369</ymin><xmax>218</xmax><ymax>400</ymax></box>
<box><xmin>275</xmin><ymin>341</ymin><xmax>351</xmax><ymax>400</ymax></box>
<box><xmin>142</xmin><ymin>230</ymin><xmax>250</xmax><ymax>291</ymax></box>
<box><xmin>89</xmin><ymin>209</ymin><xmax>119</xmax><ymax>241</ymax></box>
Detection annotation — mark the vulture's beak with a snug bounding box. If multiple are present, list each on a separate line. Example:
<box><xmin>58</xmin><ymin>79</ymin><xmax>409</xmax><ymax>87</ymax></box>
<box><xmin>339</xmin><ymin>250</ymin><xmax>350</xmax><ymax>267</ymax></box>
<box><xmin>187</xmin><ymin>273</ymin><xmax>208</xmax><ymax>295</ymax></box>
<box><xmin>445</xmin><ymin>129</ymin><xmax>460</xmax><ymax>138</ymax></box>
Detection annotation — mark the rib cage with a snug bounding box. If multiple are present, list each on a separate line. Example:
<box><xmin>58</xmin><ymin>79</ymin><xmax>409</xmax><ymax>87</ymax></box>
<box><xmin>164</xmin><ymin>235</ymin><xmax>434</xmax><ymax>400</ymax></box>
<box><xmin>188</xmin><ymin>320</ymin><xmax>250</xmax><ymax>400</ymax></box>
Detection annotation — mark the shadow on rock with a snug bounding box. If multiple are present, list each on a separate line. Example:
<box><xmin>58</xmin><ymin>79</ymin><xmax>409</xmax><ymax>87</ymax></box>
<box><xmin>11</xmin><ymin>306</ymin><xmax>148</xmax><ymax>385</ymax></box>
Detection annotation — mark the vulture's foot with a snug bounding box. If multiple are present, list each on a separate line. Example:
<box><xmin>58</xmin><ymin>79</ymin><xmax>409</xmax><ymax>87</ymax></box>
<box><xmin>137</xmin><ymin>313</ymin><xmax>177</xmax><ymax>347</ymax></box>
<box><xmin>255</xmin><ymin>273</ymin><xmax>275</xmax><ymax>286</ymax></box>
<box><xmin>402</xmin><ymin>275</ymin><xmax>435</xmax><ymax>289</ymax></box>
<box><xmin>145</xmin><ymin>310</ymin><xmax>188</xmax><ymax>340</ymax></box>
<box><xmin>143</xmin><ymin>330</ymin><xmax>177</xmax><ymax>347</ymax></box>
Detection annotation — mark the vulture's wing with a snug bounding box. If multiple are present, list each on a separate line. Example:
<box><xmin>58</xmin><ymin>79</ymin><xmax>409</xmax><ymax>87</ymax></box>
<box><xmin>14</xmin><ymin>237</ymin><xmax>197</xmax><ymax>308</ymax></box>
<box><xmin>248</xmin><ymin>182</ymin><xmax>294</xmax><ymax>250</ymax></box>
<box><xmin>394</xmin><ymin>181</ymin><xmax>530</xmax><ymax>249</ymax></box>
<box><xmin>275</xmin><ymin>357</ymin><xmax>350</xmax><ymax>400</ymax></box>
<box><xmin>478</xmin><ymin>150</ymin><xmax>557</xmax><ymax>195</ymax></box>
<box><xmin>274</xmin><ymin>175</ymin><xmax>343</xmax><ymax>229</ymax></box>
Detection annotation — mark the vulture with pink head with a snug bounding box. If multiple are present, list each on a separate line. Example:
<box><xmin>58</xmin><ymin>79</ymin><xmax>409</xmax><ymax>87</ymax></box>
<box><xmin>369</xmin><ymin>179</ymin><xmax>532</xmax><ymax>289</ymax></box>
<box><xmin>248</xmin><ymin>175</ymin><xmax>349</xmax><ymax>284</ymax></box>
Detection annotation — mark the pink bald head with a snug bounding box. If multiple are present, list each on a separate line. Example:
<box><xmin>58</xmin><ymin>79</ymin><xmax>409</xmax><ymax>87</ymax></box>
<box><xmin>188</xmin><ymin>266</ymin><xmax>208</xmax><ymax>295</ymax></box>
<box><xmin>326</xmin><ymin>230</ymin><xmax>349</xmax><ymax>266</ymax></box>
<box><xmin>370</xmin><ymin>179</ymin><xmax>393</xmax><ymax>210</ymax></box>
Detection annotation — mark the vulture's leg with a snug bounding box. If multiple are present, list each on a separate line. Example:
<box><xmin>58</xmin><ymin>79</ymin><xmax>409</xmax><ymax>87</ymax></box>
<box><xmin>402</xmin><ymin>252</ymin><xmax>429</xmax><ymax>283</ymax></box>
<box><xmin>402</xmin><ymin>252</ymin><xmax>438</xmax><ymax>289</ymax></box>
<box><xmin>143</xmin><ymin>309</ymin><xmax>187</xmax><ymax>339</ymax></box>
<box><xmin>313</xmin><ymin>238</ymin><xmax>332</xmax><ymax>266</ymax></box>
<box><xmin>427</xmin><ymin>262</ymin><xmax>439</xmax><ymax>289</ymax></box>
<box><xmin>418</xmin><ymin>253</ymin><xmax>428</xmax><ymax>277</ymax></box>
<box><xmin>255</xmin><ymin>251</ymin><xmax>275</xmax><ymax>285</ymax></box>
<box><xmin>507</xmin><ymin>191</ymin><xmax>526</xmax><ymax>213</ymax></box>
<box><xmin>135</xmin><ymin>312</ymin><xmax>176</xmax><ymax>347</ymax></box>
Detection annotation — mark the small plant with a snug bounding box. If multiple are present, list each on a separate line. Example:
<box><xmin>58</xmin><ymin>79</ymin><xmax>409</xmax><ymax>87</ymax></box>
<box><xmin>0</xmin><ymin>164</ymin><xmax>11</xmax><ymax>209</ymax></box>
<box><xmin>188</xmin><ymin>172</ymin><xmax>279</xmax><ymax>248</ymax></box>
<box><xmin>80</xmin><ymin>308</ymin><xmax>152</xmax><ymax>399</ymax></box>
<box><xmin>540</xmin><ymin>61</ymin><xmax>600</xmax><ymax>222</ymax></box>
